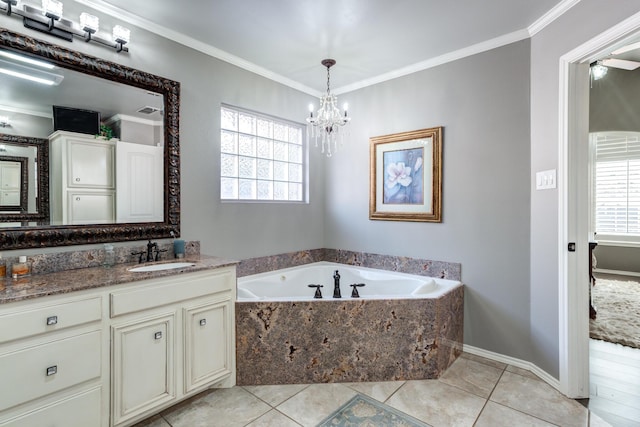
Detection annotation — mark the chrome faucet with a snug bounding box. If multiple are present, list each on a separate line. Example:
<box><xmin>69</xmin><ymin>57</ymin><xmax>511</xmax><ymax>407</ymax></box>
<box><xmin>333</xmin><ymin>270</ymin><xmax>341</xmax><ymax>298</ymax></box>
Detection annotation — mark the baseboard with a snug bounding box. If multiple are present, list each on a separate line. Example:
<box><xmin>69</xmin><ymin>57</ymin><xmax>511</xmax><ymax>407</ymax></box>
<box><xmin>462</xmin><ymin>344</ymin><xmax>561</xmax><ymax>391</ymax></box>
<box><xmin>595</xmin><ymin>268</ymin><xmax>640</xmax><ymax>278</ymax></box>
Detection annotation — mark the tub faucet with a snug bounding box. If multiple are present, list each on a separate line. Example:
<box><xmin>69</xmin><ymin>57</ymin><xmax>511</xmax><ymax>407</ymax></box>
<box><xmin>333</xmin><ymin>270</ymin><xmax>341</xmax><ymax>298</ymax></box>
<box><xmin>350</xmin><ymin>283</ymin><xmax>365</xmax><ymax>298</ymax></box>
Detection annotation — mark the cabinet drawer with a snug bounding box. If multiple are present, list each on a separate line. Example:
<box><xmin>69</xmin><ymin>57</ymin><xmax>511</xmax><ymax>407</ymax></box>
<box><xmin>110</xmin><ymin>269</ymin><xmax>235</xmax><ymax>317</ymax></box>
<box><xmin>0</xmin><ymin>387</ymin><xmax>102</xmax><ymax>427</ymax></box>
<box><xmin>0</xmin><ymin>297</ymin><xmax>102</xmax><ymax>344</ymax></box>
<box><xmin>0</xmin><ymin>331</ymin><xmax>101</xmax><ymax>411</ymax></box>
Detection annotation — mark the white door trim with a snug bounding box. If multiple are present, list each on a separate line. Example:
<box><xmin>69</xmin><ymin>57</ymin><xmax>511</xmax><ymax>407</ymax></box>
<box><xmin>558</xmin><ymin>11</ymin><xmax>640</xmax><ymax>398</ymax></box>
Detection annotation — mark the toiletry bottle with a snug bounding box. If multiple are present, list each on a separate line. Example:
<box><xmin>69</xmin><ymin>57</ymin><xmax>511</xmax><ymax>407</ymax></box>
<box><xmin>174</xmin><ymin>239</ymin><xmax>185</xmax><ymax>259</ymax></box>
<box><xmin>104</xmin><ymin>244</ymin><xmax>116</xmax><ymax>268</ymax></box>
<box><xmin>12</xmin><ymin>256</ymin><xmax>31</xmax><ymax>279</ymax></box>
<box><xmin>0</xmin><ymin>254</ymin><xmax>6</xmax><ymax>278</ymax></box>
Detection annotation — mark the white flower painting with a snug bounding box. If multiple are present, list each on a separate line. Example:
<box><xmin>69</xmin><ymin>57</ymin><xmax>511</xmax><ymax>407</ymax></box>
<box><xmin>383</xmin><ymin>148</ymin><xmax>424</xmax><ymax>204</ymax></box>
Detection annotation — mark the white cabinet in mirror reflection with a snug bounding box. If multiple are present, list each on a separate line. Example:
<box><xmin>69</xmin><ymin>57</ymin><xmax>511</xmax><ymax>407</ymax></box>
<box><xmin>50</xmin><ymin>131</ymin><xmax>116</xmax><ymax>225</ymax></box>
<box><xmin>49</xmin><ymin>130</ymin><xmax>163</xmax><ymax>225</ymax></box>
<box><xmin>0</xmin><ymin>161</ymin><xmax>21</xmax><ymax>206</ymax></box>
<box><xmin>116</xmin><ymin>141</ymin><xmax>163</xmax><ymax>223</ymax></box>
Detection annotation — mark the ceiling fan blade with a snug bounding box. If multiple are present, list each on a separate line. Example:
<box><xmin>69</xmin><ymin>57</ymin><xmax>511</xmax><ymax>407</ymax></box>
<box><xmin>611</xmin><ymin>41</ymin><xmax>640</xmax><ymax>55</ymax></box>
<box><xmin>602</xmin><ymin>58</ymin><xmax>640</xmax><ymax>70</ymax></box>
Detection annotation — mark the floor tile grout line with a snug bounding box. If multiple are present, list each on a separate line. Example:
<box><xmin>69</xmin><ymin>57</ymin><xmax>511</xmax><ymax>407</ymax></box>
<box><xmin>484</xmin><ymin>369</ymin><xmax>584</xmax><ymax>427</ymax></box>
<box><xmin>470</xmin><ymin>363</ymin><xmax>506</xmax><ymax>426</ymax></box>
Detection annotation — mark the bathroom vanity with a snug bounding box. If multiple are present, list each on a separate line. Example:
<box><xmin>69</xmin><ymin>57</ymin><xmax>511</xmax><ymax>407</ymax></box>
<box><xmin>0</xmin><ymin>257</ymin><xmax>237</xmax><ymax>427</ymax></box>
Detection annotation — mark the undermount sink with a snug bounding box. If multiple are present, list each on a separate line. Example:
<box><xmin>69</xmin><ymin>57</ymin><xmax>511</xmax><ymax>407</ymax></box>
<box><xmin>127</xmin><ymin>262</ymin><xmax>196</xmax><ymax>272</ymax></box>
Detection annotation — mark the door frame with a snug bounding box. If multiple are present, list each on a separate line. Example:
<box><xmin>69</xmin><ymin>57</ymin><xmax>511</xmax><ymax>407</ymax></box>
<box><xmin>559</xmin><ymin>12</ymin><xmax>640</xmax><ymax>397</ymax></box>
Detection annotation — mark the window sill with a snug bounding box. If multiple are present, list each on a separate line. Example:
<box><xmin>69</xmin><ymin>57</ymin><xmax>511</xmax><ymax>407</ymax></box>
<box><xmin>595</xmin><ymin>234</ymin><xmax>640</xmax><ymax>248</ymax></box>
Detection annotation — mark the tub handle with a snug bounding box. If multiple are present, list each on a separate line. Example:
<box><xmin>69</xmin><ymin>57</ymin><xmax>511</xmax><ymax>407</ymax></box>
<box><xmin>308</xmin><ymin>284</ymin><xmax>323</xmax><ymax>299</ymax></box>
<box><xmin>350</xmin><ymin>283</ymin><xmax>366</xmax><ymax>298</ymax></box>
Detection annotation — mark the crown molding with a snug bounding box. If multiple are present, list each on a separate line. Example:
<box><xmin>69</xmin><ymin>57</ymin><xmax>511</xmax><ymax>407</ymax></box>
<box><xmin>333</xmin><ymin>29</ymin><xmax>530</xmax><ymax>95</ymax></box>
<box><xmin>73</xmin><ymin>0</ymin><xmax>581</xmax><ymax>97</ymax></box>
<box><xmin>73</xmin><ymin>0</ymin><xmax>321</xmax><ymax>97</ymax></box>
<box><xmin>528</xmin><ymin>0</ymin><xmax>582</xmax><ymax>37</ymax></box>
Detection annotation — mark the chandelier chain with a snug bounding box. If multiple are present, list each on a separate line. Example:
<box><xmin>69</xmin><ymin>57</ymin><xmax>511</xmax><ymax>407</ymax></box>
<box><xmin>326</xmin><ymin>66</ymin><xmax>331</xmax><ymax>95</ymax></box>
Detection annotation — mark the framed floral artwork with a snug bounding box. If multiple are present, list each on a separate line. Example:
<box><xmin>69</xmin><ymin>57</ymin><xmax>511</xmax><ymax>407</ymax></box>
<box><xmin>369</xmin><ymin>127</ymin><xmax>442</xmax><ymax>222</ymax></box>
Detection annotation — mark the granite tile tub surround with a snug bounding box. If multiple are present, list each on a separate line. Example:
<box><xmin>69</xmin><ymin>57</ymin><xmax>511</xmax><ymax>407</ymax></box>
<box><xmin>236</xmin><ymin>285</ymin><xmax>464</xmax><ymax>385</ymax></box>
<box><xmin>1</xmin><ymin>240</ymin><xmax>201</xmax><ymax>277</ymax></box>
<box><xmin>237</xmin><ymin>248</ymin><xmax>461</xmax><ymax>280</ymax></box>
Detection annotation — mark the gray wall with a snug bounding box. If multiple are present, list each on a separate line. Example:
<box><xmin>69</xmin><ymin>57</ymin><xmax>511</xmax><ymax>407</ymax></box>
<box><xmin>0</xmin><ymin>2</ymin><xmax>324</xmax><ymax>259</ymax></box>
<box><xmin>590</xmin><ymin>67</ymin><xmax>640</xmax><ymax>133</ymax></box>
<box><xmin>530</xmin><ymin>0</ymin><xmax>640</xmax><ymax>377</ymax></box>
<box><xmin>324</xmin><ymin>40</ymin><xmax>533</xmax><ymax>360</ymax></box>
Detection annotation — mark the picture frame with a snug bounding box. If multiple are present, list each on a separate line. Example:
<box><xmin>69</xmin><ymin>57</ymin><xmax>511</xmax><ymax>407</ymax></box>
<box><xmin>369</xmin><ymin>127</ymin><xmax>442</xmax><ymax>222</ymax></box>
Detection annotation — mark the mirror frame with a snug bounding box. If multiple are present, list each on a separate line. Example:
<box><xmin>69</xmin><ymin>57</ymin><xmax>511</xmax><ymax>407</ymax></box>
<box><xmin>0</xmin><ymin>134</ymin><xmax>49</xmax><ymax>217</ymax></box>
<box><xmin>0</xmin><ymin>28</ymin><xmax>180</xmax><ymax>249</ymax></box>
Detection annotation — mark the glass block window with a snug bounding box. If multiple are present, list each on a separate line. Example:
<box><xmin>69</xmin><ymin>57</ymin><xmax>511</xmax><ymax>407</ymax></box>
<box><xmin>220</xmin><ymin>105</ymin><xmax>306</xmax><ymax>202</ymax></box>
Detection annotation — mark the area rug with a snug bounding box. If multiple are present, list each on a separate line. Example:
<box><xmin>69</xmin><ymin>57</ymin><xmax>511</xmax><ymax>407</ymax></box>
<box><xmin>590</xmin><ymin>278</ymin><xmax>640</xmax><ymax>349</ymax></box>
<box><xmin>317</xmin><ymin>394</ymin><xmax>431</xmax><ymax>427</ymax></box>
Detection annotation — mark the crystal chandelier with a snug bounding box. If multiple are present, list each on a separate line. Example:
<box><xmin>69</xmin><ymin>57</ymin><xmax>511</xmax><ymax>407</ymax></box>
<box><xmin>306</xmin><ymin>59</ymin><xmax>350</xmax><ymax>157</ymax></box>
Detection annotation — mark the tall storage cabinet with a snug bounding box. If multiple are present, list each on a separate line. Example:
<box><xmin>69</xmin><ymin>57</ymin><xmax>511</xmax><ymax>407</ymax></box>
<box><xmin>49</xmin><ymin>131</ymin><xmax>115</xmax><ymax>225</ymax></box>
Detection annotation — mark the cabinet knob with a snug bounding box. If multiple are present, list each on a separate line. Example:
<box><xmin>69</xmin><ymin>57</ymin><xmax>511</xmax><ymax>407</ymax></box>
<box><xmin>75</xmin><ymin>178</ymin><xmax>80</xmax><ymax>182</ymax></box>
<box><xmin>46</xmin><ymin>365</ymin><xmax>57</xmax><ymax>376</ymax></box>
<box><xmin>76</xmin><ymin>197</ymin><xmax>81</xmax><ymax>201</ymax></box>
<box><xmin>199</xmin><ymin>318</ymin><xmax>207</xmax><ymax>326</ymax></box>
<box><xmin>46</xmin><ymin>315</ymin><xmax>58</xmax><ymax>325</ymax></box>
<box><xmin>154</xmin><ymin>331</ymin><xmax>163</xmax><ymax>340</ymax></box>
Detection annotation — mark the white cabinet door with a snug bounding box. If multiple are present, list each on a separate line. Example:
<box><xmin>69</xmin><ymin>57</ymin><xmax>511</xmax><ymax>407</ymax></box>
<box><xmin>116</xmin><ymin>141</ymin><xmax>163</xmax><ymax>223</ymax></box>
<box><xmin>0</xmin><ymin>162</ymin><xmax>20</xmax><ymax>190</ymax></box>
<box><xmin>68</xmin><ymin>191</ymin><xmax>114</xmax><ymax>224</ymax></box>
<box><xmin>68</xmin><ymin>140</ymin><xmax>114</xmax><ymax>189</ymax></box>
<box><xmin>183</xmin><ymin>297</ymin><xmax>234</xmax><ymax>393</ymax></box>
<box><xmin>111</xmin><ymin>313</ymin><xmax>176</xmax><ymax>426</ymax></box>
<box><xmin>0</xmin><ymin>191</ymin><xmax>19</xmax><ymax>206</ymax></box>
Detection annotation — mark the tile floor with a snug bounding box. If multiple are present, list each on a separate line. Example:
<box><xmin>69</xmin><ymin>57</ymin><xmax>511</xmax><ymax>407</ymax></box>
<box><xmin>134</xmin><ymin>352</ymin><xmax>612</xmax><ymax>427</ymax></box>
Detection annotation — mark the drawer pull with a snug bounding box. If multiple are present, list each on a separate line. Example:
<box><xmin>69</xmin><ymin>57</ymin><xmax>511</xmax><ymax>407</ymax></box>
<box><xmin>75</xmin><ymin>178</ymin><xmax>80</xmax><ymax>182</ymax></box>
<box><xmin>46</xmin><ymin>365</ymin><xmax>57</xmax><ymax>376</ymax></box>
<box><xmin>154</xmin><ymin>331</ymin><xmax>163</xmax><ymax>340</ymax></box>
<box><xmin>199</xmin><ymin>319</ymin><xmax>207</xmax><ymax>326</ymax></box>
<box><xmin>46</xmin><ymin>315</ymin><xmax>58</xmax><ymax>325</ymax></box>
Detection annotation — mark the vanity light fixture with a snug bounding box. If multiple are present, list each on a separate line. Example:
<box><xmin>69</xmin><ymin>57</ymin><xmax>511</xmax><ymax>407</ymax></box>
<box><xmin>0</xmin><ymin>0</ymin><xmax>16</xmax><ymax>15</ymax></box>
<box><xmin>0</xmin><ymin>1</ymin><xmax>131</xmax><ymax>53</ymax></box>
<box><xmin>80</xmin><ymin>12</ymin><xmax>99</xmax><ymax>41</ymax></box>
<box><xmin>306</xmin><ymin>59</ymin><xmax>351</xmax><ymax>157</ymax></box>
<box><xmin>42</xmin><ymin>0</ymin><xmax>63</xmax><ymax>27</ymax></box>
<box><xmin>112</xmin><ymin>25</ymin><xmax>130</xmax><ymax>53</ymax></box>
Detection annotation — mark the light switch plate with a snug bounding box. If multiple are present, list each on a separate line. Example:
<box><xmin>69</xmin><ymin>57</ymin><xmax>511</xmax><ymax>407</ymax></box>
<box><xmin>536</xmin><ymin>169</ymin><xmax>556</xmax><ymax>190</ymax></box>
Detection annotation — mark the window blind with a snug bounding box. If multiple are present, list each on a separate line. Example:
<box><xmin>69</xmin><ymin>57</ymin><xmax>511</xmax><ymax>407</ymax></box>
<box><xmin>594</xmin><ymin>133</ymin><xmax>640</xmax><ymax>235</ymax></box>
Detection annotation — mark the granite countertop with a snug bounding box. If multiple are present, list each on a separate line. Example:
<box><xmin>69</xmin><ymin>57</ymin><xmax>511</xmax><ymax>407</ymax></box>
<box><xmin>0</xmin><ymin>255</ymin><xmax>239</xmax><ymax>305</ymax></box>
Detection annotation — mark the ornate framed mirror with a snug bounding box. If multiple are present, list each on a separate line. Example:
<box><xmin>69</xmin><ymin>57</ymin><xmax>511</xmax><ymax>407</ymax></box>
<box><xmin>0</xmin><ymin>28</ymin><xmax>180</xmax><ymax>249</ymax></box>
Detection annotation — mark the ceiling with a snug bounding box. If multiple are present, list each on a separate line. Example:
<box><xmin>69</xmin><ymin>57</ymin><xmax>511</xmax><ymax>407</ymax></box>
<box><xmin>81</xmin><ymin>0</ymin><xmax>568</xmax><ymax>95</ymax></box>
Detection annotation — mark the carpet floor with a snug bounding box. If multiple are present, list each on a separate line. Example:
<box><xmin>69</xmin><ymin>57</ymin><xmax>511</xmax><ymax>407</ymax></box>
<box><xmin>590</xmin><ymin>277</ymin><xmax>640</xmax><ymax>349</ymax></box>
